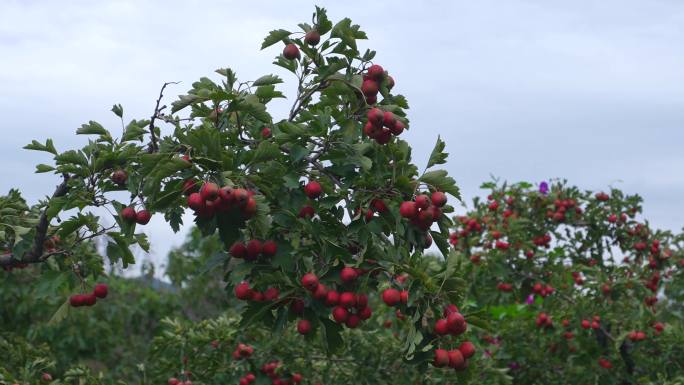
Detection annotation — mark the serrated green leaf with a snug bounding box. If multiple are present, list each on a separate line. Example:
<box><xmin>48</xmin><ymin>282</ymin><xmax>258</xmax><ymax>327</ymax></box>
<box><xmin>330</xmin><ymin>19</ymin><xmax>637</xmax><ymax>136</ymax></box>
<box><xmin>419</xmin><ymin>170</ymin><xmax>460</xmax><ymax>201</ymax></box>
<box><xmin>426</xmin><ymin>135</ymin><xmax>448</xmax><ymax>169</ymax></box>
<box><xmin>35</xmin><ymin>164</ymin><xmax>55</xmax><ymax>173</ymax></box>
<box><xmin>261</xmin><ymin>29</ymin><xmax>291</xmax><ymax>50</ymax></box>
<box><xmin>24</xmin><ymin>139</ymin><xmax>57</xmax><ymax>155</ymax></box>
<box><xmin>253</xmin><ymin>74</ymin><xmax>284</xmax><ymax>86</ymax></box>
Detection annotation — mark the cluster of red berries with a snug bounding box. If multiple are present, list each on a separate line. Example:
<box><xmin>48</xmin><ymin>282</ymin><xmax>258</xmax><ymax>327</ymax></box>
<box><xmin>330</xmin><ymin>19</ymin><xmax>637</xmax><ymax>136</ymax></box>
<box><xmin>381</xmin><ymin>288</ymin><xmax>408</xmax><ymax>307</ymax></box>
<box><xmin>595</xmin><ymin>192</ymin><xmax>610</xmax><ymax>201</ymax></box>
<box><xmin>298</xmin><ymin>181</ymin><xmax>322</xmax><ymax>219</ymax></box>
<box><xmin>598</xmin><ymin>357</ymin><xmax>613</xmax><ymax>369</ymax></box>
<box><xmin>120</xmin><ymin>206</ymin><xmax>152</xmax><ymax>225</ymax></box>
<box><xmin>238</xmin><ymin>373</ymin><xmax>256</xmax><ymax>385</ymax></box>
<box><xmin>451</xmin><ymin>217</ymin><xmax>483</xmax><ymax>244</ymax></box>
<box><xmin>399</xmin><ymin>192</ymin><xmax>447</xmax><ymax>230</ymax></box>
<box><xmin>433</xmin><ymin>305</ymin><xmax>468</xmax><ymax>336</ymax></box>
<box><xmin>234</xmin><ymin>282</ymin><xmax>280</xmax><ymax>302</ymax></box>
<box><xmin>546</xmin><ymin>198</ymin><xmax>582</xmax><ymax>222</ymax></box>
<box><xmin>69</xmin><ymin>283</ymin><xmax>108</xmax><ymax>307</ymax></box>
<box><xmin>363</xmin><ymin>107</ymin><xmax>404</xmax><ymax>145</ymax></box>
<box><xmin>260</xmin><ymin>361</ymin><xmax>303</xmax><ymax>385</ymax></box>
<box><xmin>231</xmin><ymin>343</ymin><xmax>254</xmax><ymax>360</ymax></box>
<box><xmin>185</xmin><ymin>182</ymin><xmax>257</xmax><ymax>219</ymax></box>
<box><xmin>496</xmin><ymin>282</ymin><xmax>513</xmax><ymax>292</ymax></box>
<box><xmin>432</xmin><ymin>341</ymin><xmax>475</xmax><ymax>371</ymax></box>
<box><xmin>580</xmin><ymin>316</ymin><xmax>601</xmax><ymax>330</ymax></box>
<box><xmin>361</xmin><ymin>64</ymin><xmax>394</xmax><ymax>105</ymax></box>
<box><xmin>645</xmin><ymin>271</ymin><xmax>660</xmax><ymax>293</ymax></box>
<box><xmin>532</xmin><ymin>233</ymin><xmax>551</xmax><ymax>248</ymax></box>
<box><xmin>628</xmin><ymin>330</ymin><xmax>647</xmax><ymax>342</ymax></box>
<box><xmin>356</xmin><ymin>198</ymin><xmax>389</xmax><ymax>222</ymax></box>
<box><xmin>571</xmin><ymin>271</ymin><xmax>584</xmax><ymax>285</ymax></box>
<box><xmin>111</xmin><ymin>169</ymin><xmax>128</xmax><ymax>185</ymax></box>
<box><xmin>532</xmin><ymin>282</ymin><xmax>555</xmax><ymax>297</ymax></box>
<box><xmin>229</xmin><ymin>239</ymin><xmax>278</xmax><ymax>261</ymax></box>
<box><xmin>535</xmin><ymin>312</ymin><xmax>553</xmax><ymax>328</ymax></box>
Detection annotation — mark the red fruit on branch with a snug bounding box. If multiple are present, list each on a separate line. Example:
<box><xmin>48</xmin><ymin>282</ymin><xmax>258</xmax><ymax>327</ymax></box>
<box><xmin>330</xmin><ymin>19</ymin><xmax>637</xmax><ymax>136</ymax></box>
<box><xmin>235</xmin><ymin>282</ymin><xmax>253</xmax><ymax>300</ymax></box>
<box><xmin>325</xmin><ymin>290</ymin><xmax>340</xmax><ymax>306</ymax></box>
<box><xmin>229</xmin><ymin>242</ymin><xmax>247</xmax><ymax>258</ymax></box>
<box><xmin>299</xmin><ymin>205</ymin><xmax>315</xmax><ymax>218</ymax></box>
<box><xmin>111</xmin><ymin>169</ymin><xmax>128</xmax><ymax>185</ymax></box>
<box><xmin>93</xmin><ymin>283</ymin><xmax>108</xmax><ymax>299</ymax></box>
<box><xmin>415</xmin><ymin>195</ymin><xmax>430</xmax><ymax>210</ymax></box>
<box><xmin>332</xmin><ymin>306</ymin><xmax>349</xmax><ymax>323</ymax></box>
<box><xmin>200</xmin><ymin>182</ymin><xmax>219</xmax><ymax>201</ymax></box>
<box><xmin>431</xmin><ymin>191</ymin><xmax>447</xmax><ymax>207</ymax></box>
<box><xmin>245</xmin><ymin>239</ymin><xmax>263</xmax><ymax>261</ymax></box>
<box><xmin>433</xmin><ymin>349</ymin><xmax>450</xmax><ymax>368</ymax></box>
<box><xmin>340</xmin><ymin>267</ymin><xmax>358</xmax><ymax>283</ymax></box>
<box><xmin>135</xmin><ymin>210</ymin><xmax>151</xmax><ymax>225</ymax></box>
<box><xmin>121</xmin><ymin>207</ymin><xmax>137</xmax><ymax>222</ymax></box>
<box><xmin>187</xmin><ymin>193</ymin><xmax>205</xmax><ymax>211</ymax></box>
<box><xmin>361</xmin><ymin>79</ymin><xmax>379</xmax><ymax>97</ymax></box>
<box><xmin>367</xmin><ymin>107</ymin><xmax>384</xmax><ymax>126</ymax></box>
<box><xmin>262</xmin><ymin>240</ymin><xmax>277</xmax><ymax>257</ymax></box>
<box><xmin>367</xmin><ymin>64</ymin><xmax>385</xmax><ymax>80</ymax></box>
<box><xmin>339</xmin><ymin>292</ymin><xmax>357</xmax><ymax>308</ymax></box>
<box><xmin>390</xmin><ymin>119</ymin><xmax>405</xmax><ymax>135</ymax></box>
<box><xmin>382</xmin><ymin>288</ymin><xmax>401</xmax><ymax>306</ymax></box>
<box><xmin>304</xmin><ymin>181</ymin><xmax>322</xmax><ymax>199</ymax></box>
<box><xmin>434</xmin><ymin>318</ymin><xmax>449</xmax><ymax>335</ymax></box>
<box><xmin>448</xmin><ymin>349</ymin><xmax>465</xmax><ymax>369</ymax></box>
<box><xmin>297</xmin><ymin>319</ymin><xmax>311</xmax><ymax>335</ymax></box>
<box><xmin>399</xmin><ymin>201</ymin><xmax>418</xmax><ymax>218</ymax></box>
<box><xmin>301</xmin><ymin>273</ymin><xmax>319</xmax><ymax>291</ymax></box>
<box><xmin>458</xmin><ymin>341</ymin><xmax>476</xmax><ymax>359</ymax></box>
<box><xmin>283</xmin><ymin>43</ymin><xmax>300</xmax><ymax>60</ymax></box>
<box><xmin>304</xmin><ymin>30</ymin><xmax>320</xmax><ymax>45</ymax></box>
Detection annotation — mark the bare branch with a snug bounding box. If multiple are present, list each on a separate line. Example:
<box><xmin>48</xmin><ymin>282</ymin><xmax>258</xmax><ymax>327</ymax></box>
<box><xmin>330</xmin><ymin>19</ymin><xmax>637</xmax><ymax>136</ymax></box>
<box><xmin>149</xmin><ymin>81</ymin><xmax>180</xmax><ymax>152</ymax></box>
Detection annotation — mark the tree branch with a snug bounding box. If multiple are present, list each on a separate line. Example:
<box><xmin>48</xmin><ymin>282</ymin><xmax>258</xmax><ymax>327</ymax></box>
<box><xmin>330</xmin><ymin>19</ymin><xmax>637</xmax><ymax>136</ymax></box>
<box><xmin>0</xmin><ymin>174</ymin><xmax>70</xmax><ymax>267</ymax></box>
<box><xmin>149</xmin><ymin>81</ymin><xmax>180</xmax><ymax>152</ymax></box>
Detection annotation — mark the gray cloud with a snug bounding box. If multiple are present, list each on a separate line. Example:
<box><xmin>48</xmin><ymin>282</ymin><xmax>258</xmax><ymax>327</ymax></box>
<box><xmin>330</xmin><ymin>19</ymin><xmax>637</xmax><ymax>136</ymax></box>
<box><xmin>1</xmin><ymin>0</ymin><xmax>682</xmax><ymax>277</ymax></box>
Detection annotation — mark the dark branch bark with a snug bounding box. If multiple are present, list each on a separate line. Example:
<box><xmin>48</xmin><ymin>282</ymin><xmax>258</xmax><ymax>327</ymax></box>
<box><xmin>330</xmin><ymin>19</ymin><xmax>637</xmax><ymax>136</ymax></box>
<box><xmin>0</xmin><ymin>174</ymin><xmax>70</xmax><ymax>267</ymax></box>
<box><xmin>148</xmin><ymin>81</ymin><xmax>180</xmax><ymax>152</ymax></box>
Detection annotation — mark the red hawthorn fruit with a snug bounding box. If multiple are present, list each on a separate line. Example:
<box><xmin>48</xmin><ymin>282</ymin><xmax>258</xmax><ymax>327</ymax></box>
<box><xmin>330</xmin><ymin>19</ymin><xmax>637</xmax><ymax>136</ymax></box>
<box><xmin>598</xmin><ymin>358</ymin><xmax>612</xmax><ymax>369</ymax></box>
<box><xmin>448</xmin><ymin>349</ymin><xmax>465</xmax><ymax>369</ymax></box>
<box><xmin>383</xmin><ymin>320</ymin><xmax>393</xmax><ymax>328</ymax></box>
<box><xmin>41</xmin><ymin>373</ymin><xmax>53</xmax><ymax>382</ymax></box>
<box><xmin>229</xmin><ymin>242</ymin><xmax>247</xmax><ymax>258</ymax></box>
<box><xmin>345</xmin><ymin>314</ymin><xmax>361</xmax><ymax>328</ymax></box>
<box><xmin>459</xmin><ymin>341</ymin><xmax>476</xmax><ymax>359</ymax></box>
<box><xmin>339</xmin><ymin>292</ymin><xmax>357</xmax><ymax>308</ymax></box>
<box><xmin>235</xmin><ymin>282</ymin><xmax>253</xmax><ymax>300</ymax></box>
<box><xmin>239</xmin><ymin>379</ymin><xmax>248</xmax><ymax>385</ymax></box>
<box><xmin>418</xmin><ymin>209</ymin><xmax>434</xmax><ymax>224</ymax></box>
<box><xmin>283</xmin><ymin>43</ymin><xmax>300</xmax><ymax>60</ymax></box>
<box><xmin>382</xmin><ymin>111</ymin><xmax>396</xmax><ymax>127</ymax></box>
<box><xmin>340</xmin><ymin>267</ymin><xmax>358</xmax><ymax>283</ymax></box>
<box><xmin>93</xmin><ymin>283</ymin><xmax>108</xmax><ymax>299</ymax></box>
<box><xmin>187</xmin><ymin>193</ymin><xmax>205</xmax><ymax>211</ymax></box>
<box><xmin>69</xmin><ymin>294</ymin><xmax>85</xmax><ymax>307</ymax></box>
<box><xmin>400</xmin><ymin>290</ymin><xmax>409</xmax><ymax>304</ymax></box>
<box><xmin>447</xmin><ymin>312</ymin><xmax>466</xmax><ymax>335</ymax></box>
<box><xmin>262</xmin><ymin>240</ymin><xmax>277</xmax><ymax>257</ymax></box>
<box><xmin>246</xmin><ymin>373</ymin><xmax>256</xmax><ymax>382</ymax></box>
<box><xmin>367</xmin><ymin>107</ymin><xmax>384</xmax><ymax>126</ymax></box>
<box><xmin>382</xmin><ymin>288</ymin><xmax>401</xmax><ymax>306</ymax></box>
<box><xmin>182</xmin><ymin>179</ymin><xmax>199</xmax><ymax>196</ymax></box>
<box><xmin>361</xmin><ymin>79</ymin><xmax>379</xmax><ymax>97</ymax></box>
<box><xmin>358</xmin><ymin>306</ymin><xmax>372</xmax><ymax>320</ymax></box>
<box><xmin>252</xmin><ymin>291</ymin><xmax>264</xmax><ymax>302</ymax></box>
<box><xmin>304</xmin><ymin>181</ymin><xmax>322</xmax><ymax>199</ymax></box>
<box><xmin>390</xmin><ymin>119</ymin><xmax>405</xmax><ymax>135</ymax></box>
<box><xmin>591</xmin><ymin>321</ymin><xmax>600</xmax><ymax>330</ymax></box>
<box><xmin>433</xmin><ymin>349</ymin><xmax>450</xmax><ymax>368</ymax></box>
<box><xmin>264</xmin><ymin>287</ymin><xmax>280</xmax><ymax>301</ymax></box>
<box><xmin>374</xmin><ymin>128</ymin><xmax>392</xmax><ymax>144</ymax></box>
<box><xmin>299</xmin><ymin>205</ymin><xmax>315</xmax><ymax>218</ymax></box>
<box><xmin>121</xmin><ymin>207</ymin><xmax>137</xmax><ymax>222</ymax></box>
<box><xmin>168</xmin><ymin>378</ymin><xmax>180</xmax><ymax>385</ymax></box>
<box><xmin>654</xmin><ymin>322</ymin><xmax>665</xmax><ymax>333</ymax></box>
<box><xmin>386</xmin><ymin>75</ymin><xmax>395</xmax><ymax>89</ymax></box>
<box><xmin>371</xmin><ymin>199</ymin><xmax>388</xmax><ymax>213</ymax></box>
<box><xmin>495</xmin><ymin>240</ymin><xmax>509</xmax><ymax>250</ymax></box>
<box><xmin>297</xmin><ymin>319</ymin><xmax>311</xmax><ymax>335</ymax></box>
<box><xmin>581</xmin><ymin>319</ymin><xmax>590</xmax><ymax>329</ymax></box>
<box><xmin>366</xmin><ymin>94</ymin><xmax>377</xmax><ymax>104</ymax></box>
<box><xmin>367</xmin><ymin>64</ymin><xmax>385</xmax><ymax>80</ymax></box>
<box><xmin>200</xmin><ymin>182</ymin><xmax>219</xmax><ymax>201</ymax></box>
<box><xmin>111</xmin><ymin>169</ymin><xmax>128</xmax><ymax>185</ymax></box>
<box><xmin>488</xmin><ymin>201</ymin><xmax>499</xmax><ymax>210</ymax></box>
<box><xmin>245</xmin><ymin>239</ymin><xmax>263</xmax><ymax>260</ymax></box>
<box><xmin>292</xmin><ymin>373</ymin><xmax>303</xmax><ymax>384</ymax></box>
<box><xmin>290</xmin><ymin>299</ymin><xmax>305</xmax><ymax>315</ymax></box>
<box><xmin>325</xmin><ymin>290</ymin><xmax>340</xmax><ymax>306</ymax></box>
<box><xmin>304</xmin><ymin>30</ymin><xmax>320</xmax><ymax>45</ymax></box>
<box><xmin>232</xmin><ymin>188</ymin><xmax>249</xmax><ymax>206</ymax></box>
<box><xmin>399</xmin><ymin>201</ymin><xmax>418</xmax><ymax>218</ymax></box>
<box><xmin>135</xmin><ymin>210</ymin><xmax>151</xmax><ymax>225</ymax></box>
<box><xmin>261</xmin><ymin>127</ymin><xmax>272</xmax><ymax>138</ymax></box>
<box><xmin>443</xmin><ymin>304</ymin><xmax>459</xmax><ymax>317</ymax></box>
<box><xmin>301</xmin><ymin>273</ymin><xmax>319</xmax><ymax>291</ymax></box>
<box><xmin>83</xmin><ymin>293</ymin><xmax>97</xmax><ymax>306</ymax></box>
<box><xmin>332</xmin><ymin>306</ymin><xmax>349</xmax><ymax>323</ymax></box>
<box><xmin>356</xmin><ymin>293</ymin><xmax>369</xmax><ymax>309</ymax></box>
<box><xmin>242</xmin><ymin>196</ymin><xmax>257</xmax><ymax>218</ymax></box>
<box><xmin>313</xmin><ymin>283</ymin><xmax>328</xmax><ymax>300</ymax></box>
<box><xmin>415</xmin><ymin>194</ymin><xmax>430</xmax><ymax>210</ymax></box>
<box><xmin>434</xmin><ymin>318</ymin><xmax>449</xmax><ymax>335</ymax></box>
<box><xmin>431</xmin><ymin>191</ymin><xmax>447</xmax><ymax>207</ymax></box>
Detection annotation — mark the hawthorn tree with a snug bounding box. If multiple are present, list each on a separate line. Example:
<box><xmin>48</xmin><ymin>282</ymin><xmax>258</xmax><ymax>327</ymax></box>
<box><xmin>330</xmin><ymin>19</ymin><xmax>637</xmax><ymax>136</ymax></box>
<box><xmin>1</xmin><ymin>6</ymin><xmax>683</xmax><ymax>385</ymax></box>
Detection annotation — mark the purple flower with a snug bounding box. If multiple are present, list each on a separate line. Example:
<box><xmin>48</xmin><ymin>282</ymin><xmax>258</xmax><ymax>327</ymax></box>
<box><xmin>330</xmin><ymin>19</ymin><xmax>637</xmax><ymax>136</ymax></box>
<box><xmin>509</xmin><ymin>362</ymin><xmax>521</xmax><ymax>370</ymax></box>
<box><xmin>539</xmin><ymin>181</ymin><xmax>549</xmax><ymax>195</ymax></box>
<box><xmin>526</xmin><ymin>294</ymin><xmax>535</xmax><ymax>305</ymax></box>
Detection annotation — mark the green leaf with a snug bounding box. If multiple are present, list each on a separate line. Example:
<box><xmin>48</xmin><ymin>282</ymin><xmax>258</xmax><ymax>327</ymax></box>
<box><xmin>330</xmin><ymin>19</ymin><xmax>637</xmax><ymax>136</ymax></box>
<box><xmin>111</xmin><ymin>104</ymin><xmax>124</xmax><ymax>118</ymax></box>
<box><xmin>315</xmin><ymin>6</ymin><xmax>333</xmax><ymax>35</ymax></box>
<box><xmin>419</xmin><ymin>170</ymin><xmax>461</xmax><ymax>201</ymax></box>
<box><xmin>171</xmin><ymin>94</ymin><xmax>206</xmax><ymax>114</ymax></box>
<box><xmin>250</xmin><ymin>140</ymin><xmax>281</xmax><ymax>164</ymax></box>
<box><xmin>48</xmin><ymin>299</ymin><xmax>70</xmax><ymax>325</ymax></box>
<box><xmin>331</xmin><ymin>18</ymin><xmax>357</xmax><ymax>50</ymax></box>
<box><xmin>261</xmin><ymin>29</ymin><xmax>291</xmax><ymax>50</ymax></box>
<box><xmin>426</xmin><ymin>135</ymin><xmax>448</xmax><ymax>169</ymax></box>
<box><xmin>35</xmin><ymin>164</ymin><xmax>55</xmax><ymax>173</ymax></box>
<box><xmin>76</xmin><ymin>121</ymin><xmax>109</xmax><ymax>137</ymax></box>
<box><xmin>252</xmin><ymin>74</ymin><xmax>284</xmax><ymax>86</ymax></box>
<box><xmin>24</xmin><ymin>139</ymin><xmax>58</xmax><ymax>155</ymax></box>
<box><xmin>122</xmin><ymin>120</ymin><xmax>148</xmax><ymax>142</ymax></box>
<box><xmin>320</xmin><ymin>318</ymin><xmax>344</xmax><ymax>353</ymax></box>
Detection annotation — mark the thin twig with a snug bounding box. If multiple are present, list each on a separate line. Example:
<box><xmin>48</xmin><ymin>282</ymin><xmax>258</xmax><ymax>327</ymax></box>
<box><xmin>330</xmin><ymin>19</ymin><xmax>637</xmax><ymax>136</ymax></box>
<box><xmin>149</xmin><ymin>81</ymin><xmax>180</xmax><ymax>152</ymax></box>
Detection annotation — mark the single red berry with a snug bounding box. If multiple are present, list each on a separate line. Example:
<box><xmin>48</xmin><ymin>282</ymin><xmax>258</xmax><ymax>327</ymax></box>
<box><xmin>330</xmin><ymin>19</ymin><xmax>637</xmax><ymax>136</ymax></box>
<box><xmin>345</xmin><ymin>314</ymin><xmax>361</xmax><ymax>328</ymax></box>
<box><xmin>93</xmin><ymin>283</ymin><xmax>108</xmax><ymax>299</ymax></box>
<box><xmin>340</xmin><ymin>267</ymin><xmax>358</xmax><ymax>283</ymax></box>
<box><xmin>367</xmin><ymin>108</ymin><xmax>384</xmax><ymax>126</ymax></box>
<box><xmin>283</xmin><ymin>43</ymin><xmax>300</xmax><ymax>60</ymax></box>
<box><xmin>135</xmin><ymin>210</ymin><xmax>151</xmax><ymax>225</ymax></box>
<box><xmin>433</xmin><ymin>349</ymin><xmax>449</xmax><ymax>368</ymax></box>
<box><xmin>382</xmin><ymin>288</ymin><xmax>401</xmax><ymax>306</ymax></box>
<box><xmin>325</xmin><ymin>290</ymin><xmax>340</xmax><ymax>307</ymax></box>
<box><xmin>187</xmin><ymin>193</ymin><xmax>205</xmax><ymax>211</ymax></box>
<box><xmin>262</xmin><ymin>240</ymin><xmax>277</xmax><ymax>257</ymax></box>
<box><xmin>121</xmin><ymin>207</ymin><xmax>137</xmax><ymax>222</ymax></box>
<box><xmin>431</xmin><ymin>191</ymin><xmax>447</xmax><ymax>207</ymax></box>
<box><xmin>297</xmin><ymin>319</ymin><xmax>312</xmax><ymax>335</ymax></box>
<box><xmin>200</xmin><ymin>182</ymin><xmax>219</xmax><ymax>201</ymax></box>
<box><xmin>299</xmin><ymin>205</ymin><xmax>315</xmax><ymax>218</ymax></box>
<box><xmin>301</xmin><ymin>273</ymin><xmax>319</xmax><ymax>291</ymax></box>
<box><xmin>235</xmin><ymin>282</ymin><xmax>253</xmax><ymax>300</ymax></box>
<box><xmin>448</xmin><ymin>349</ymin><xmax>465</xmax><ymax>369</ymax></box>
<box><xmin>339</xmin><ymin>292</ymin><xmax>357</xmax><ymax>308</ymax></box>
<box><xmin>111</xmin><ymin>169</ymin><xmax>128</xmax><ymax>185</ymax></box>
<box><xmin>245</xmin><ymin>239</ymin><xmax>263</xmax><ymax>261</ymax></box>
<box><xmin>304</xmin><ymin>30</ymin><xmax>320</xmax><ymax>45</ymax></box>
<box><xmin>332</xmin><ymin>306</ymin><xmax>349</xmax><ymax>323</ymax></box>
<box><xmin>399</xmin><ymin>201</ymin><xmax>418</xmax><ymax>218</ymax></box>
<box><xmin>361</xmin><ymin>79</ymin><xmax>379</xmax><ymax>97</ymax></box>
<box><xmin>434</xmin><ymin>318</ymin><xmax>449</xmax><ymax>335</ymax></box>
<box><xmin>261</xmin><ymin>127</ymin><xmax>272</xmax><ymax>138</ymax></box>
<box><xmin>458</xmin><ymin>341</ymin><xmax>476</xmax><ymax>359</ymax></box>
<box><xmin>264</xmin><ymin>287</ymin><xmax>280</xmax><ymax>301</ymax></box>
<box><xmin>304</xmin><ymin>180</ymin><xmax>322</xmax><ymax>198</ymax></box>
<box><xmin>367</xmin><ymin>64</ymin><xmax>385</xmax><ymax>80</ymax></box>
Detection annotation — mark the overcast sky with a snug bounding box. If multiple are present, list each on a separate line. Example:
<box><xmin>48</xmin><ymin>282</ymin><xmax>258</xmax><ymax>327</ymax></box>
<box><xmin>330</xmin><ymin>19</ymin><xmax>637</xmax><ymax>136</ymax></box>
<box><xmin>1</xmin><ymin>0</ymin><xmax>683</xmax><ymax>276</ymax></box>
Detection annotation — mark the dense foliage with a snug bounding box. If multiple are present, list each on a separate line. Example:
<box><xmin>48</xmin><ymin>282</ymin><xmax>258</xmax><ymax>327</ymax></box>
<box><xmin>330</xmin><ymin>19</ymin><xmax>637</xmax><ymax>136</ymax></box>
<box><xmin>1</xmin><ymin>7</ymin><xmax>682</xmax><ymax>385</ymax></box>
